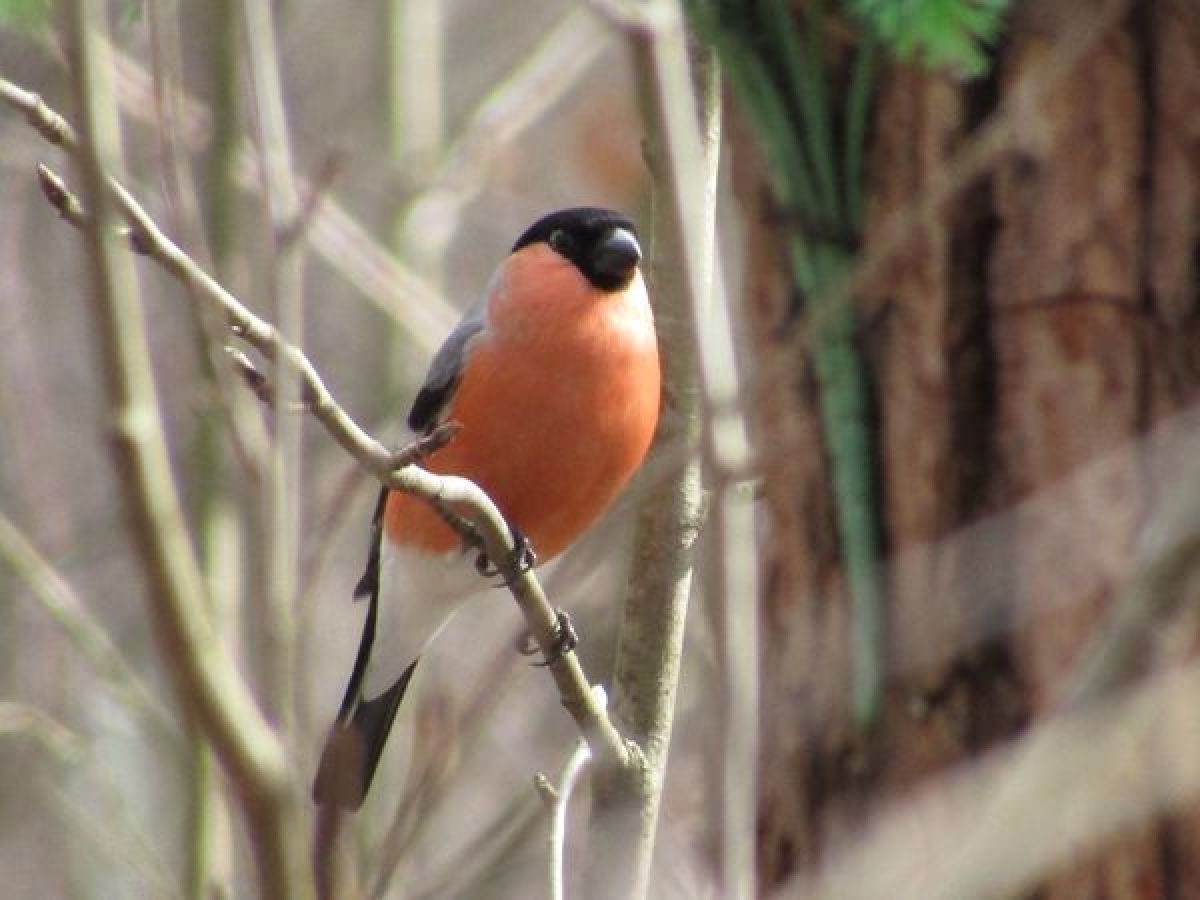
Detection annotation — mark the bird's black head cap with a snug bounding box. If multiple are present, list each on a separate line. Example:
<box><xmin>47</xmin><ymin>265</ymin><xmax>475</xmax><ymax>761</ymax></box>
<box><xmin>513</xmin><ymin>207</ymin><xmax>642</xmax><ymax>292</ymax></box>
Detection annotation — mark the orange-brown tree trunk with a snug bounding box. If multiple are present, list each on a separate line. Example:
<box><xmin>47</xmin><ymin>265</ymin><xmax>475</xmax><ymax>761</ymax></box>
<box><xmin>743</xmin><ymin>1</ymin><xmax>1200</xmax><ymax>895</ymax></box>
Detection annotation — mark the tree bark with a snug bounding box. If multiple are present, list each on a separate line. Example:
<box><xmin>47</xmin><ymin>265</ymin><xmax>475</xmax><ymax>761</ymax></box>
<box><xmin>744</xmin><ymin>1</ymin><xmax>1200</xmax><ymax>895</ymax></box>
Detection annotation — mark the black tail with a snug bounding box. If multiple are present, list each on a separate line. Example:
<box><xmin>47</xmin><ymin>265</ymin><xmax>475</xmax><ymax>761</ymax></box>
<box><xmin>313</xmin><ymin>486</ymin><xmax>417</xmax><ymax>809</ymax></box>
<box><xmin>313</xmin><ymin>660</ymin><xmax>418</xmax><ymax>809</ymax></box>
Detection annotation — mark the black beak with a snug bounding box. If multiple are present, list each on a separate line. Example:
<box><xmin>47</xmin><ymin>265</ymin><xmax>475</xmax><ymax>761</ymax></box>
<box><xmin>590</xmin><ymin>226</ymin><xmax>642</xmax><ymax>289</ymax></box>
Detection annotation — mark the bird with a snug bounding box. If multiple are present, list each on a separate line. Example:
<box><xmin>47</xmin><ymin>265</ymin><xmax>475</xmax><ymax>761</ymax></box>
<box><xmin>313</xmin><ymin>207</ymin><xmax>661</xmax><ymax>810</ymax></box>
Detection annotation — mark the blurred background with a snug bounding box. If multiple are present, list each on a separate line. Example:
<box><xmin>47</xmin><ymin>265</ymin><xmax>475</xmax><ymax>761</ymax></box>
<box><xmin>4</xmin><ymin>1</ymin><xmax>1200</xmax><ymax>899</ymax></box>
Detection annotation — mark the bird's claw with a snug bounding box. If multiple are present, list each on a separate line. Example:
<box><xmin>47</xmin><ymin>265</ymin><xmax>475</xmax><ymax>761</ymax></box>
<box><xmin>475</xmin><ymin>526</ymin><xmax>537</xmax><ymax>585</ymax></box>
<box><xmin>516</xmin><ymin>608</ymin><xmax>578</xmax><ymax>667</ymax></box>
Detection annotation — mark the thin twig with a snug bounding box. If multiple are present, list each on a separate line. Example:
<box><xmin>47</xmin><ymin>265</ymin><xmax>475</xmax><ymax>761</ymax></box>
<box><xmin>395</xmin><ymin>9</ymin><xmax>609</xmax><ymax>272</ymax></box>
<box><xmin>0</xmin><ymin>701</ymin><xmax>84</xmax><ymax>763</ymax></box>
<box><xmin>102</xmin><ymin>38</ymin><xmax>577</xmax><ymax>352</ymax></box>
<box><xmin>534</xmin><ymin>773</ymin><xmax>559</xmax><ymax>807</ymax></box>
<box><xmin>279</xmin><ymin>149</ymin><xmax>345</xmax><ymax>250</ymax></box>
<box><xmin>226</xmin><ymin>341</ymin><xmax>463</xmax><ymax>464</ymax></box>
<box><xmin>37</xmin><ymin>162</ymin><xmax>147</xmax><ymax>251</ymax></box>
<box><xmin>225</xmin><ymin>346</ymin><xmax>293</xmax><ymax>409</ymax></box>
<box><xmin>549</xmin><ymin>736</ymin><xmax>595</xmax><ymax>900</ymax></box>
<box><xmin>0</xmin><ymin>510</ymin><xmax>174</xmax><ymax>739</ymax></box>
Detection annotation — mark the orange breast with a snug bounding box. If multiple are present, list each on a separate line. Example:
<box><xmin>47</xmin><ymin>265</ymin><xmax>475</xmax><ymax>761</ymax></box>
<box><xmin>385</xmin><ymin>246</ymin><xmax>661</xmax><ymax>560</ymax></box>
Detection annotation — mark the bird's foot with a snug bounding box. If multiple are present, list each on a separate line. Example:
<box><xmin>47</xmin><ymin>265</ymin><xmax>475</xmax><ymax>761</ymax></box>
<box><xmin>475</xmin><ymin>525</ymin><xmax>537</xmax><ymax>585</ymax></box>
<box><xmin>516</xmin><ymin>608</ymin><xmax>578</xmax><ymax>667</ymax></box>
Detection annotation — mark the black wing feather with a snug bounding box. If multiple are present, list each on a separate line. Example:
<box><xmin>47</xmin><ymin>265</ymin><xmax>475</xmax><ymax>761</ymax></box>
<box><xmin>407</xmin><ymin>382</ymin><xmax>456</xmax><ymax>434</ymax></box>
<box><xmin>406</xmin><ymin>309</ymin><xmax>485</xmax><ymax>433</ymax></box>
<box><xmin>352</xmin><ymin>486</ymin><xmax>389</xmax><ymax>602</ymax></box>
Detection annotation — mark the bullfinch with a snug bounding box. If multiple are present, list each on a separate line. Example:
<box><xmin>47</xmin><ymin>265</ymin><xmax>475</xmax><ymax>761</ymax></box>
<box><xmin>313</xmin><ymin>207</ymin><xmax>661</xmax><ymax>810</ymax></box>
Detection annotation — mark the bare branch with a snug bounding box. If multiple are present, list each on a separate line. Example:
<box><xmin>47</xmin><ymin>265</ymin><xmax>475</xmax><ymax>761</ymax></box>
<box><xmin>100</xmin><ymin>45</ymin><xmax>467</xmax><ymax>352</ymax></box>
<box><xmin>0</xmin><ymin>77</ymin><xmax>78</xmax><ymax>148</ymax></box>
<box><xmin>548</xmin><ymin>736</ymin><xmax>594</xmax><ymax>900</ymax></box>
<box><xmin>585</xmin><ymin>0</ymin><xmax>659</xmax><ymax>34</ymax></box>
<box><xmin>396</xmin><ymin>9</ymin><xmax>610</xmax><ymax>271</ymax></box>
<box><xmin>37</xmin><ymin>161</ymin><xmax>89</xmax><ymax>224</ymax></box>
<box><xmin>278</xmin><ymin>150</ymin><xmax>345</xmax><ymax>250</ymax></box>
<box><xmin>37</xmin><ymin>162</ymin><xmax>148</xmax><ymax>253</ymax></box>
<box><xmin>53</xmin><ymin>1</ymin><xmax>309</xmax><ymax>893</ymax></box>
<box><xmin>533</xmin><ymin>773</ymin><xmax>559</xmax><ymax>807</ymax></box>
<box><xmin>0</xmin><ymin>701</ymin><xmax>83</xmax><ymax>764</ymax></box>
<box><xmin>225</xmin><ymin>346</ymin><xmax>288</xmax><ymax>409</ymax></box>
<box><xmin>241</xmin><ymin>0</ymin><xmax>309</xmax><ymax>737</ymax></box>
<box><xmin>0</xmin><ymin>510</ymin><xmax>173</xmax><ymax>739</ymax></box>
<box><xmin>633</xmin><ymin>25</ymin><xmax>760</xmax><ymax>898</ymax></box>
<box><xmin>583</xmin><ymin>2</ymin><xmax>723</xmax><ymax>898</ymax></box>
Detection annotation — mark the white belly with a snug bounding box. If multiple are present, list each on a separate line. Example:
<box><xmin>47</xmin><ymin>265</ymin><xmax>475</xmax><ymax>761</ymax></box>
<box><xmin>361</xmin><ymin>542</ymin><xmax>492</xmax><ymax>700</ymax></box>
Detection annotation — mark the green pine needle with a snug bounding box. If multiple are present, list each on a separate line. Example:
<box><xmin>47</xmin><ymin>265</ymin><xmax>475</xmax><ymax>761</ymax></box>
<box><xmin>848</xmin><ymin>0</ymin><xmax>1010</xmax><ymax>76</ymax></box>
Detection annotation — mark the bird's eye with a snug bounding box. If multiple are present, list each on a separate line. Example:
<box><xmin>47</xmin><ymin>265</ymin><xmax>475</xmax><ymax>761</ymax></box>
<box><xmin>549</xmin><ymin>229</ymin><xmax>576</xmax><ymax>256</ymax></box>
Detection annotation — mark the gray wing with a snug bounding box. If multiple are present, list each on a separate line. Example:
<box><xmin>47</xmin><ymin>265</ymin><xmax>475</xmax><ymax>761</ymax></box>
<box><xmin>406</xmin><ymin>300</ymin><xmax>487</xmax><ymax>434</ymax></box>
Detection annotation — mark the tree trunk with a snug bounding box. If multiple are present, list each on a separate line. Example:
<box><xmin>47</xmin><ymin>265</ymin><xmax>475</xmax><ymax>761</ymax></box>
<box><xmin>744</xmin><ymin>1</ymin><xmax>1200</xmax><ymax>895</ymax></box>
